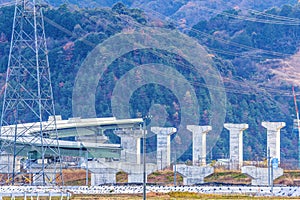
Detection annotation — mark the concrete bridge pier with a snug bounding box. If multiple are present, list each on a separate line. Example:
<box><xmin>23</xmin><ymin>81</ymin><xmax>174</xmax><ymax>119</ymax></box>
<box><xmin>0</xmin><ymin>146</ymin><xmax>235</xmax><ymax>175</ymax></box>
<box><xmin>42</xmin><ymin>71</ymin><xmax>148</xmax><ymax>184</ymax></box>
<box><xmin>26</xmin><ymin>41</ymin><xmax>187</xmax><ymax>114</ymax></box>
<box><xmin>114</xmin><ymin>129</ymin><xmax>144</xmax><ymax>164</ymax></box>
<box><xmin>151</xmin><ymin>127</ymin><xmax>176</xmax><ymax>170</ymax></box>
<box><xmin>173</xmin><ymin>125</ymin><xmax>214</xmax><ymax>185</ymax></box>
<box><xmin>187</xmin><ymin>125</ymin><xmax>212</xmax><ymax>166</ymax></box>
<box><xmin>224</xmin><ymin>123</ymin><xmax>249</xmax><ymax>170</ymax></box>
<box><xmin>241</xmin><ymin>122</ymin><xmax>285</xmax><ymax>186</ymax></box>
<box><xmin>262</xmin><ymin>122</ymin><xmax>286</xmax><ymax>162</ymax></box>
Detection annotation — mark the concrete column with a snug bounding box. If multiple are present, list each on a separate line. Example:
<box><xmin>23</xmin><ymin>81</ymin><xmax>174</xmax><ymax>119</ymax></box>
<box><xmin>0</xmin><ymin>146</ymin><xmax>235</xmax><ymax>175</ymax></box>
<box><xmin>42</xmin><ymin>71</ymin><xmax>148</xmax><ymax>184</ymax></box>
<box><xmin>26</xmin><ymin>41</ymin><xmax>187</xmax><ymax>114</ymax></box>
<box><xmin>262</xmin><ymin>122</ymin><xmax>285</xmax><ymax>162</ymax></box>
<box><xmin>187</xmin><ymin>125</ymin><xmax>211</xmax><ymax>166</ymax></box>
<box><xmin>151</xmin><ymin>127</ymin><xmax>176</xmax><ymax>170</ymax></box>
<box><xmin>114</xmin><ymin>129</ymin><xmax>144</xmax><ymax>164</ymax></box>
<box><xmin>224</xmin><ymin>123</ymin><xmax>248</xmax><ymax>170</ymax></box>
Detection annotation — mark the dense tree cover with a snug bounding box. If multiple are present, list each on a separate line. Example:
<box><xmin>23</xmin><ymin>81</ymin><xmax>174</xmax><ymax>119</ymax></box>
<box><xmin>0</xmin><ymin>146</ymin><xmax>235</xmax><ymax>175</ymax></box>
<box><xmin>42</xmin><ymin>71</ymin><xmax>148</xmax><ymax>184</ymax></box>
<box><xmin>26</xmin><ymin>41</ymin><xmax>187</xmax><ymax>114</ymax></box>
<box><xmin>48</xmin><ymin>0</ymin><xmax>298</xmax><ymax>17</ymax></box>
<box><xmin>192</xmin><ymin>6</ymin><xmax>300</xmax><ymax>57</ymax></box>
<box><xmin>0</xmin><ymin>3</ymin><xmax>299</xmax><ymax>165</ymax></box>
<box><xmin>192</xmin><ymin>5</ymin><xmax>300</xmax><ymax>164</ymax></box>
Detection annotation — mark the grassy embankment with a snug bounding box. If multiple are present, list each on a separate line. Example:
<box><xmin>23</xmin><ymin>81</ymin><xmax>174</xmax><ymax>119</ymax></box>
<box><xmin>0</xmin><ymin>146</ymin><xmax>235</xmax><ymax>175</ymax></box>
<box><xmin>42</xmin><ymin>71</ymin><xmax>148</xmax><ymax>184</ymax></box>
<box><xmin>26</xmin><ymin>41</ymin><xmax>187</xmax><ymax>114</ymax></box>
<box><xmin>62</xmin><ymin>168</ymin><xmax>300</xmax><ymax>186</ymax></box>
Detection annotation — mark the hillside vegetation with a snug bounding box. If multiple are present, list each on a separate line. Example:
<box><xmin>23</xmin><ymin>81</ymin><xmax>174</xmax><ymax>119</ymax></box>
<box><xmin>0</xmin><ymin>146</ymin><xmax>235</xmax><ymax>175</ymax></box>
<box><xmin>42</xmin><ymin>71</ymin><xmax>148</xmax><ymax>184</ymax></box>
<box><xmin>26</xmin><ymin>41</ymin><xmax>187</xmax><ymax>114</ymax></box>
<box><xmin>35</xmin><ymin>0</ymin><xmax>300</xmax><ymax>27</ymax></box>
<box><xmin>0</xmin><ymin>3</ymin><xmax>300</xmax><ymax>165</ymax></box>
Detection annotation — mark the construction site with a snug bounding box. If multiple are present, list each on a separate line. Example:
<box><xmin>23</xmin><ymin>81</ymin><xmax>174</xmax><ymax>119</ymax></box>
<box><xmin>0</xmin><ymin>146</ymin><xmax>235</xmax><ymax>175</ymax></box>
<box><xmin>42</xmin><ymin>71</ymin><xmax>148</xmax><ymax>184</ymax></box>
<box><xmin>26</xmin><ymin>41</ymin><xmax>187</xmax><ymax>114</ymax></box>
<box><xmin>1</xmin><ymin>0</ymin><xmax>300</xmax><ymax>199</ymax></box>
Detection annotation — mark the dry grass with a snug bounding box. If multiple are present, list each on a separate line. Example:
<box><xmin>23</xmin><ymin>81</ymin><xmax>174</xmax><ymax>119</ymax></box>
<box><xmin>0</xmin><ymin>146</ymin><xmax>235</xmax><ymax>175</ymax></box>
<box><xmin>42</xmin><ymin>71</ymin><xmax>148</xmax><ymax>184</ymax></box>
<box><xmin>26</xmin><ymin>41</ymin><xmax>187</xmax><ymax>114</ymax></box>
<box><xmin>58</xmin><ymin>168</ymin><xmax>300</xmax><ymax>187</ymax></box>
<box><xmin>204</xmin><ymin>170</ymin><xmax>251</xmax><ymax>185</ymax></box>
<box><xmin>116</xmin><ymin>171</ymin><xmax>128</xmax><ymax>183</ymax></box>
<box><xmin>147</xmin><ymin>168</ymin><xmax>183</xmax><ymax>185</ymax></box>
<box><xmin>3</xmin><ymin>193</ymin><xmax>300</xmax><ymax>200</ymax></box>
<box><xmin>214</xmin><ymin>167</ymin><xmax>240</xmax><ymax>173</ymax></box>
<box><xmin>61</xmin><ymin>169</ymin><xmax>90</xmax><ymax>185</ymax></box>
<box><xmin>275</xmin><ymin>170</ymin><xmax>300</xmax><ymax>186</ymax></box>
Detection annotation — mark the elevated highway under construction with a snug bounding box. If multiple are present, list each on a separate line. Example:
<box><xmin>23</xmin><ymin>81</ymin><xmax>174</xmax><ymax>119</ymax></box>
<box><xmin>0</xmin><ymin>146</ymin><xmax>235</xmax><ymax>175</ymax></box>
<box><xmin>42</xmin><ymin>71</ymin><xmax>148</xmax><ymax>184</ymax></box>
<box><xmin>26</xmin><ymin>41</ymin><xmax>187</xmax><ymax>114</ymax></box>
<box><xmin>0</xmin><ymin>116</ymin><xmax>143</xmax><ymax>159</ymax></box>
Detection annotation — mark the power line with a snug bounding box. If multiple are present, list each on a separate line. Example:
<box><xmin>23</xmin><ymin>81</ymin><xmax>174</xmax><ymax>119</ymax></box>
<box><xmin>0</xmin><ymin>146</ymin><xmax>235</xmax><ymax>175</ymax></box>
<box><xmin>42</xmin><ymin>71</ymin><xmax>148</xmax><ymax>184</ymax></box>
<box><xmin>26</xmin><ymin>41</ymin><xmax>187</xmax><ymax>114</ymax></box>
<box><xmin>1</xmin><ymin>3</ymin><xmax>294</xmax><ymax>97</ymax></box>
<box><xmin>189</xmin><ymin>29</ymin><xmax>292</xmax><ymax>58</ymax></box>
<box><xmin>140</xmin><ymin>5</ymin><xmax>297</xmax><ymax>58</ymax></box>
<box><xmin>0</xmin><ymin>1</ymin><xmax>15</xmax><ymax>8</ymax></box>
<box><xmin>117</xmin><ymin>12</ymin><xmax>300</xmax><ymax>97</ymax></box>
<box><xmin>114</xmin><ymin>51</ymin><xmax>298</xmax><ymax>98</ymax></box>
<box><xmin>248</xmin><ymin>9</ymin><xmax>300</xmax><ymax>23</ymax></box>
<box><xmin>196</xmin><ymin>6</ymin><xmax>300</xmax><ymax>26</ymax></box>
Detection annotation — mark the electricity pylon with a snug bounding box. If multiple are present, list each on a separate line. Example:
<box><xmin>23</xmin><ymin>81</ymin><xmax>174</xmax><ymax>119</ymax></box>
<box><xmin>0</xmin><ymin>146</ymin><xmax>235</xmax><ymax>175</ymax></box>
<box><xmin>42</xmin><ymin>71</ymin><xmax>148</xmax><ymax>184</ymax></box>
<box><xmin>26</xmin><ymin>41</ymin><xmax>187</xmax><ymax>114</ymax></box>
<box><xmin>0</xmin><ymin>0</ymin><xmax>63</xmax><ymax>185</ymax></box>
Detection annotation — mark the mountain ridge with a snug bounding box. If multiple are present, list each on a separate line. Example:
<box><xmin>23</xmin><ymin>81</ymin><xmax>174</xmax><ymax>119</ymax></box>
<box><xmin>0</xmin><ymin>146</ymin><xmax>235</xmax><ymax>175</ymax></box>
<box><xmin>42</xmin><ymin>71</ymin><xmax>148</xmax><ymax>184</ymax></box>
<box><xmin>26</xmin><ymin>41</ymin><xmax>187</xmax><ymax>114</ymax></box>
<box><xmin>0</xmin><ymin>2</ymin><xmax>299</xmax><ymax>166</ymax></box>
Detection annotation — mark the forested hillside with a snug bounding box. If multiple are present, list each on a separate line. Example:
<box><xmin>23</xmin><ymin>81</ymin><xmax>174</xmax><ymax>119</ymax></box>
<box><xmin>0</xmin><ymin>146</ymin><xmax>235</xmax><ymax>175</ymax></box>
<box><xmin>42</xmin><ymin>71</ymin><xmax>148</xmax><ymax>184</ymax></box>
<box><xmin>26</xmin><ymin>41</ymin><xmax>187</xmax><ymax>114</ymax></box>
<box><xmin>1</xmin><ymin>0</ymin><xmax>298</xmax><ymax>27</ymax></box>
<box><xmin>0</xmin><ymin>2</ymin><xmax>300</xmax><ymax>166</ymax></box>
<box><xmin>48</xmin><ymin>0</ymin><xmax>299</xmax><ymax>27</ymax></box>
<box><xmin>191</xmin><ymin>4</ymin><xmax>300</xmax><ymax>164</ymax></box>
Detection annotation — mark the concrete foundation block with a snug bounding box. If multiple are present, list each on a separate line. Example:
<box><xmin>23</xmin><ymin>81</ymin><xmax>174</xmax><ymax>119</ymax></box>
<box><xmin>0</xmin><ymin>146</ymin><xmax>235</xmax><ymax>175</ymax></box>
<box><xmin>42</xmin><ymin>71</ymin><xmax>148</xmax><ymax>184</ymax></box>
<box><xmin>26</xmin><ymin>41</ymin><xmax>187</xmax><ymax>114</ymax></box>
<box><xmin>90</xmin><ymin>168</ymin><xmax>118</xmax><ymax>185</ymax></box>
<box><xmin>31</xmin><ymin>166</ymin><xmax>58</xmax><ymax>185</ymax></box>
<box><xmin>89</xmin><ymin>160</ymin><xmax>118</xmax><ymax>185</ymax></box>
<box><xmin>89</xmin><ymin>161</ymin><xmax>157</xmax><ymax>184</ymax></box>
<box><xmin>0</xmin><ymin>154</ymin><xmax>16</xmax><ymax>173</ymax></box>
<box><xmin>175</xmin><ymin>164</ymin><xmax>214</xmax><ymax>185</ymax></box>
<box><xmin>242</xmin><ymin>166</ymin><xmax>283</xmax><ymax>186</ymax></box>
<box><xmin>120</xmin><ymin>163</ymin><xmax>157</xmax><ymax>183</ymax></box>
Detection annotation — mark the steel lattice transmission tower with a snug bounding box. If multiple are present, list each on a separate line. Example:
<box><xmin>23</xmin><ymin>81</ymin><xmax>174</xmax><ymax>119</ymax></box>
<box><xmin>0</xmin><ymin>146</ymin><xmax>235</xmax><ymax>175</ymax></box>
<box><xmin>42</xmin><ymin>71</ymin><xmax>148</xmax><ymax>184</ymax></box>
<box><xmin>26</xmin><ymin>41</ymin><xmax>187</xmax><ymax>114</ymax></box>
<box><xmin>0</xmin><ymin>0</ymin><xmax>63</xmax><ymax>185</ymax></box>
